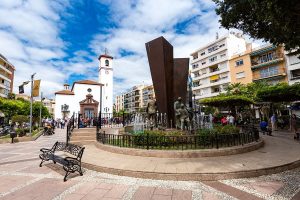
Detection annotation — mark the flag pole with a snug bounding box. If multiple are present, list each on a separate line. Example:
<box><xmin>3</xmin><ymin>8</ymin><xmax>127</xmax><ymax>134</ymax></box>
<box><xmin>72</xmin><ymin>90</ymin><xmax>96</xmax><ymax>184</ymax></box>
<box><xmin>30</xmin><ymin>73</ymin><xmax>36</xmax><ymax>136</ymax></box>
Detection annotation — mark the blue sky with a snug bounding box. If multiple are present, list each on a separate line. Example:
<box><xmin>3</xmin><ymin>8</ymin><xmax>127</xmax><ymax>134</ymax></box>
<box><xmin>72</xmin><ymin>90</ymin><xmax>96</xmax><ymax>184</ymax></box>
<box><xmin>0</xmin><ymin>0</ymin><xmax>256</xmax><ymax>98</ymax></box>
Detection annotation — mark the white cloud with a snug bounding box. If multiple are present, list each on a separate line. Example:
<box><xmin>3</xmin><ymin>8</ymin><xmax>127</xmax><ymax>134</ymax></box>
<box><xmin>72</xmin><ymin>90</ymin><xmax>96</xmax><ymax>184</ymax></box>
<box><xmin>92</xmin><ymin>0</ymin><xmax>227</xmax><ymax>96</ymax></box>
<box><xmin>0</xmin><ymin>0</ymin><xmax>68</xmax><ymax>98</ymax></box>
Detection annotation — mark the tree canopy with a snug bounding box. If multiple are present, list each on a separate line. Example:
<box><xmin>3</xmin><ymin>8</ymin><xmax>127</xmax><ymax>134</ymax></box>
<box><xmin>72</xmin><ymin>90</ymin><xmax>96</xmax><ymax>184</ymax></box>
<box><xmin>200</xmin><ymin>82</ymin><xmax>300</xmax><ymax>107</ymax></box>
<box><xmin>0</xmin><ymin>98</ymin><xmax>50</xmax><ymax>120</ymax></box>
<box><xmin>200</xmin><ymin>95</ymin><xmax>254</xmax><ymax>107</ymax></box>
<box><xmin>256</xmin><ymin>83</ymin><xmax>300</xmax><ymax>102</ymax></box>
<box><xmin>214</xmin><ymin>0</ymin><xmax>300</xmax><ymax>55</ymax></box>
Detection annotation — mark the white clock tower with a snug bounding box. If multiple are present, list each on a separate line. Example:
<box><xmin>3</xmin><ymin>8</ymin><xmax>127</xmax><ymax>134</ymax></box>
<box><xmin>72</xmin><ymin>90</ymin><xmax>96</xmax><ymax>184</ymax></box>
<box><xmin>98</xmin><ymin>53</ymin><xmax>113</xmax><ymax>114</ymax></box>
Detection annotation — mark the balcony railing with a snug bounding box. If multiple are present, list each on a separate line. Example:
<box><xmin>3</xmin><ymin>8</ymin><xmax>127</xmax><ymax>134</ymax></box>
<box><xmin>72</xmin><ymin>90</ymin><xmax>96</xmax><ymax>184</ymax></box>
<box><xmin>251</xmin><ymin>53</ymin><xmax>284</xmax><ymax>69</ymax></box>
<box><xmin>253</xmin><ymin>67</ymin><xmax>286</xmax><ymax>81</ymax></box>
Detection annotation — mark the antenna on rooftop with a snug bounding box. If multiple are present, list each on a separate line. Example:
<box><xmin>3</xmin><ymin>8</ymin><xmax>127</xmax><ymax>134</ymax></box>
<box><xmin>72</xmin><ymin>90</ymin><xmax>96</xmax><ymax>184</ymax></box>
<box><xmin>104</xmin><ymin>48</ymin><xmax>108</xmax><ymax>55</ymax></box>
<box><xmin>216</xmin><ymin>32</ymin><xmax>219</xmax><ymax>40</ymax></box>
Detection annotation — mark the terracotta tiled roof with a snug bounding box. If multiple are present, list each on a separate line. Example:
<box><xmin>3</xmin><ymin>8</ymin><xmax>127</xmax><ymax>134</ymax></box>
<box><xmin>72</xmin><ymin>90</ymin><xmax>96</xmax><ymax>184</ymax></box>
<box><xmin>71</xmin><ymin>80</ymin><xmax>104</xmax><ymax>91</ymax></box>
<box><xmin>73</xmin><ymin>80</ymin><xmax>104</xmax><ymax>86</ymax></box>
<box><xmin>55</xmin><ymin>90</ymin><xmax>74</xmax><ymax>95</ymax></box>
<box><xmin>98</xmin><ymin>54</ymin><xmax>113</xmax><ymax>60</ymax></box>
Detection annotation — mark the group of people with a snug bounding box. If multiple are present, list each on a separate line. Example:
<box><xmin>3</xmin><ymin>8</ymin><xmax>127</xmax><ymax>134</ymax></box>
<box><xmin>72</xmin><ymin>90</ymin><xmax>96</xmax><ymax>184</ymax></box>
<box><xmin>220</xmin><ymin>115</ymin><xmax>235</xmax><ymax>126</ymax></box>
<box><xmin>42</xmin><ymin>118</ymin><xmax>68</xmax><ymax>129</ymax></box>
<box><xmin>259</xmin><ymin>113</ymin><xmax>299</xmax><ymax>138</ymax></box>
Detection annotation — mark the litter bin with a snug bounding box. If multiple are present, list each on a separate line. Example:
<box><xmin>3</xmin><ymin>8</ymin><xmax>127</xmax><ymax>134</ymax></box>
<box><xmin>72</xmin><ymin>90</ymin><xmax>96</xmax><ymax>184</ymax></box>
<box><xmin>10</xmin><ymin>130</ymin><xmax>17</xmax><ymax>143</ymax></box>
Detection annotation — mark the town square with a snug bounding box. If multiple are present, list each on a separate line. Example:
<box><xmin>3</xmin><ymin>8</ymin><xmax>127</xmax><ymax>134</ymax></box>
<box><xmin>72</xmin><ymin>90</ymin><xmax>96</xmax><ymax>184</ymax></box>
<box><xmin>0</xmin><ymin>0</ymin><xmax>300</xmax><ymax>200</ymax></box>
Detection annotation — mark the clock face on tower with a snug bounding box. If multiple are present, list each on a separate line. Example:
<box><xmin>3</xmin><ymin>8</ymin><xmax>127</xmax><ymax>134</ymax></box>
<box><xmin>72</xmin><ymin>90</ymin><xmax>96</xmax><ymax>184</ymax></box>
<box><xmin>105</xmin><ymin>70</ymin><xmax>109</xmax><ymax>74</ymax></box>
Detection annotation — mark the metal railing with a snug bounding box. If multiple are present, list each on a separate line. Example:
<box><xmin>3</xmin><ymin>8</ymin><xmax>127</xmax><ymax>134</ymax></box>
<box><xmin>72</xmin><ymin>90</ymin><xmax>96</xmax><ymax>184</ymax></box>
<box><xmin>66</xmin><ymin>113</ymin><xmax>75</xmax><ymax>144</ymax></box>
<box><xmin>96</xmin><ymin>125</ymin><xmax>259</xmax><ymax>150</ymax></box>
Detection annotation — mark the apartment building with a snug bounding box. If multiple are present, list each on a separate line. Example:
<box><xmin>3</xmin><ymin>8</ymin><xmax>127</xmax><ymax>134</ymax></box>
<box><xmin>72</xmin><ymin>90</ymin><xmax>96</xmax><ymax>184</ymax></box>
<box><xmin>124</xmin><ymin>85</ymin><xmax>145</xmax><ymax>113</ymax></box>
<box><xmin>250</xmin><ymin>44</ymin><xmax>287</xmax><ymax>84</ymax></box>
<box><xmin>15</xmin><ymin>94</ymin><xmax>31</xmax><ymax>101</ymax></box>
<box><xmin>229</xmin><ymin>44</ymin><xmax>253</xmax><ymax>84</ymax></box>
<box><xmin>285</xmin><ymin>51</ymin><xmax>300</xmax><ymax>85</ymax></box>
<box><xmin>191</xmin><ymin>33</ymin><xmax>247</xmax><ymax>99</ymax></box>
<box><xmin>115</xmin><ymin>94</ymin><xmax>124</xmax><ymax>112</ymax></box>
<box><xmin>0</xmin><ymin>54</ymin><xmax>15</xmax><ymax>98</ymax></box>
<box><xmin>142</xmin><ymin>85</ymin><xmax>155</xmax><ymax>109</ymax></box>
<box><xmin>115</xmin><ymin>84</ymin><xmax>156</xmax><ymax>113</ymax></box>
<box><xmin>35</xmin><ymin>98</ymin><xmax>56</xmax><ymax>118</ymax></box>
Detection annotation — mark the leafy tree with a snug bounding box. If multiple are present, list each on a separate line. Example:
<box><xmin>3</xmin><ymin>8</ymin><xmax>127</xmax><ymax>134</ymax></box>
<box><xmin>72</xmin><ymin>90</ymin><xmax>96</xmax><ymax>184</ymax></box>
<box><xmin>7</xmin><ymin>93</ymin><xmax>16</xmax><ymax>99</ymax></box>
<box><xmin>11</xmin><ymin>115</ymin><xmax>28</xmax><ymax>125</ymax></box>
<box><xmin>200</xmin><ymin>95</ymin><xmax>254</xmax><ymax>107</ymax></box>
<box><xmin>0</xmin><ymin>98</ymin><xmax>49</xmax><ymax>120</ymax></box>
<box><xmin>256</xmin><ymin>83</ymin><xmax>300</xmax><ymax>102</ymax></box>
<box><xmin>214</xmin><ymin>0</ymin><xmax>300</xmax><ymax>55</ymax></box>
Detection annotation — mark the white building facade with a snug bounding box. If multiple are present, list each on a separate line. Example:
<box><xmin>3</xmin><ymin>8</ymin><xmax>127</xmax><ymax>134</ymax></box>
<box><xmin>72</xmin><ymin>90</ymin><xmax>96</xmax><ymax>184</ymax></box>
<box><xmin>191</xmin><ymin>34</ymin><xmax>247</xmax><ymax>99</ymax></box>
<box><xmin>54</xmin><ymin>81</ymin><xmax>103</xmax><ymax>119</ymax></box>
<box><xmin>99</xmin><ymin>55</ymin><xmax>113</xmax><ymax>113</ymax></box>
<box><xmin>286</xmin><ymin>52</ymin><xmax>300</xmax><ymax>85</ymax></box>
<box><xmin>54</xmin><ymin>53</ymin><xmax>114</xmax><ymax>119</ymax></box>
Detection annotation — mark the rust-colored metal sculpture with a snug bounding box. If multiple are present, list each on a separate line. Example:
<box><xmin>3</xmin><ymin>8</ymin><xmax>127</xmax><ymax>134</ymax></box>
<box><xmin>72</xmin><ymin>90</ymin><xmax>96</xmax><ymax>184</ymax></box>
<box><xmin>145</xmin><ymin>36</ymin><xmax>189</xmax><ymax>127</ymax></box>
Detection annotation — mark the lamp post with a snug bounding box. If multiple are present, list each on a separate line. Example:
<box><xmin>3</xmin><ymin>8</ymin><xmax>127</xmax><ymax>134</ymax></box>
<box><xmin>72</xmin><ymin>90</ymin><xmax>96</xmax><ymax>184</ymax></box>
<box><xmin>29</xmin><ymin>73</ymin><xmax>36</xmax><ymax>136</ymax></box>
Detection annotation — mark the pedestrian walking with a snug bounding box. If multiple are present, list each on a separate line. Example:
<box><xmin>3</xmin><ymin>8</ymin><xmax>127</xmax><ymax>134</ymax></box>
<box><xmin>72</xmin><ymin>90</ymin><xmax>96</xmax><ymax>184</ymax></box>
<box><xmin>270</xmin><ymin>114</ymin><xmax>277</xmax><ymax>131</ymax></box>
<box><xmin>291</xmin><ymin>114</ymin><xmax>299</xmax><ymax>140</ymax></box>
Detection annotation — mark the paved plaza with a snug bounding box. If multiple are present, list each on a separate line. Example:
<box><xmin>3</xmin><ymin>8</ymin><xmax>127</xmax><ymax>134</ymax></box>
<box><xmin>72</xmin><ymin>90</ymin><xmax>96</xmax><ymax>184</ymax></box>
<box><xmin>0</xmin><ymin>129</ymin><xmax>299</xmax><ymax>200</ymax></box>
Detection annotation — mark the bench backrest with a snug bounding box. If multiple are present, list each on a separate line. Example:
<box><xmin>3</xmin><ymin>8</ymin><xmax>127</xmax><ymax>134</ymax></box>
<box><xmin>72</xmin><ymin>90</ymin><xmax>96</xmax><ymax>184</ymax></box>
<box><xmin>53</xmin><ymin>142</ymin><xmax>85</xmax><ymax>160</ymax></box>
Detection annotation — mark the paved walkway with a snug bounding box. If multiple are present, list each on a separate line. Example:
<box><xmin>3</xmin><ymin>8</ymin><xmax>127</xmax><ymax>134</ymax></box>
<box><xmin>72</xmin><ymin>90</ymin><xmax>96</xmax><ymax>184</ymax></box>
<box><xmin>82</xmin><ymin>131</ymin><xmax>300</xmax><ymax>180</ymax></box>
<box><xmin>0</xmin><ymin>129</ymin><xmax>299</xmax><ymax>199</ymax></box>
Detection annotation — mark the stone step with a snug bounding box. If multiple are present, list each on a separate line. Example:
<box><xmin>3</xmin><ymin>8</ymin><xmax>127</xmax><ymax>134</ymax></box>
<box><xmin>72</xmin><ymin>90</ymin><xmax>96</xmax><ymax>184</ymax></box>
<box><xmin>72</xmin><ymin>132</ymin><xmax>96</xmax><ymax>136</ymax></box>
<box><xmin>71</xmin><ymin>140</ymin><xmax>96</xmax><ymax>145</ymax></box>
<box><xmin>71</xmin><ymin>136</ymin><xmax>95</xmax><ymax>140</ymax></box>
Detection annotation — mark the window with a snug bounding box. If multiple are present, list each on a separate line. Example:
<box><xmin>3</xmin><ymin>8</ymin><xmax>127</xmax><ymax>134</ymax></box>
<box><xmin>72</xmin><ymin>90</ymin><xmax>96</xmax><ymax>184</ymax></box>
<box><xmin>220</xmin><ymin>53</ymin><xmax>226</xmax><ymax>58</ymax></box>
<box><xmin>209</xmin><ymin>56</ymin><xmax>217</xmax><ymax>63</ymax></box>
<box><xmin>105</xmin><ymin>59</ymin><xmax>109</xmax><ymax>66</ymax></box>
<box><xmin>236</xmin><ymin>71</ymin><xmax>245</xmax><ymax>79</ymax></box>
<box><xmin>192</xmin><ymin>64</ymin><xmax>199</xmax><ymax>69</ymax></box>
<box><xmin>201</xmin><ymin>69</ymin><xmax>207</xmax><ymax>74</ymax></box>
<box><xmin>212</xmin><ymin>87</ymin><xmax>220</xmax><ymax>93</ymax></box>
<box><xmin>291</xmin><ymin>69</ymin><xmax>300</xmax><ymax>79</ymax></box>
<box><xmin>236</xmin><ymin>59</ymin><xmax>244</xmax><ymax>66</ymax></box>
<box><xmin>200</xmin><ymin>52</ymin><xmax>205</xmax><ymax>56</ymax></box>
<box><xmin>260</xmin><ymin>66</ymin><xmax>279</xmax><ymax>78</ymax></box>
<box><xmin>258</xmin><ymin>52</ymin><xmax>275</xmax><ymax>63</ymax></box>
<box><xmin>201</xmin><ymin>61</ymin><xmax>206</xmax><ymax>65</ymax></box>
<box><xmin>219</xmin><ymin>43</ymin><xmax>225</xmax><ymax>48</ymax></box>
<box><xmin>208</xmin><ymin>45</ymin><xmax>218</xmax><ymax>53</ymax></box>
<box><xmin>192</xmin><ymin>53</ymin><xmax>198</xmax><ymax>59</ymax></box>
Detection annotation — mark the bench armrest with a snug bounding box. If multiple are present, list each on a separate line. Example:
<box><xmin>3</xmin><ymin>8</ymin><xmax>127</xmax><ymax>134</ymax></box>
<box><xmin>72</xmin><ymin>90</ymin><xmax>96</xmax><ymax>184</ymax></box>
<box><xmin>64</xmin><ymin>156</ymin><xmax>80</xmax><ymax>166</ymax></box>
<box><xmin>40</xmin><ymin>148</ymin><xmax>52</xmax><ymax>153</ymax></box>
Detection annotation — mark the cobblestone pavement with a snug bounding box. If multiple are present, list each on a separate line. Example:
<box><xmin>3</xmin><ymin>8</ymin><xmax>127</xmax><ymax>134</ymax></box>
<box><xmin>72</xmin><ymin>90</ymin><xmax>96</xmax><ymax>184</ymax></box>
<box><xmin>0</xmin><ymin>129</ymin><xmax>299</xmax><ymax>200</ymax></box>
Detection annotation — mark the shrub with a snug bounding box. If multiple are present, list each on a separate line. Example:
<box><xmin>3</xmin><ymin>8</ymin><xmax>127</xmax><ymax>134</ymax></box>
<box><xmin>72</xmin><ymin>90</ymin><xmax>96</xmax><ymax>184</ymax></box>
<box><xmin>197</xmin><ymin>125</ymin><xmax>239</xmax><ymax>136</ymax></box>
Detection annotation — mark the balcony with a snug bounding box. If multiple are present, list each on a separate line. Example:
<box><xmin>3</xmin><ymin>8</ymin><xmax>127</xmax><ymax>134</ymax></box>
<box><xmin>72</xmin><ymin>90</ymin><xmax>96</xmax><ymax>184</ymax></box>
<box><xmin>251</xmin><ymin>53</ymin><xmax>284</xmax><ymax>69</ymax></box>
<box><xmin>250</xmin><ymin>44</ymin><xmax>276</xmax><ymax>56</ymax></box>
<box><xmin>253</xmin><ymin>67</ymin><xmax>286</xmax><ymax>81</ymax></box>
<box><xmin>0</xmin><ymin>64</ymin><xmax>12</xmax><ymax>75</ymax></box>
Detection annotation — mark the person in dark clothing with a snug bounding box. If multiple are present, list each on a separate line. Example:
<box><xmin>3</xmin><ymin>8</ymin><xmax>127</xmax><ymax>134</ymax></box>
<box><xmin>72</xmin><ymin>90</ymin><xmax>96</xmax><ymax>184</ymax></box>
<box><xmin>260</xmin><ymin>119</ymin><xmax>272</xmax><ymax>136</ymax></box>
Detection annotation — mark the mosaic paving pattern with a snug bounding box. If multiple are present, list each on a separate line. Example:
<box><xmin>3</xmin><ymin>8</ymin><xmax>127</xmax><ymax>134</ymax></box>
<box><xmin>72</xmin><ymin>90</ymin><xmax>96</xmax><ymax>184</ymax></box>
<box><xmin>0</xmin><ymin>129</ymin><xmax>299</xmax><ymax>199</ymax></box>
